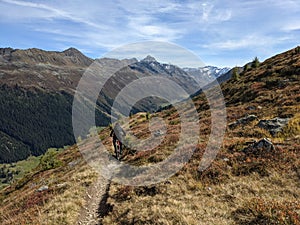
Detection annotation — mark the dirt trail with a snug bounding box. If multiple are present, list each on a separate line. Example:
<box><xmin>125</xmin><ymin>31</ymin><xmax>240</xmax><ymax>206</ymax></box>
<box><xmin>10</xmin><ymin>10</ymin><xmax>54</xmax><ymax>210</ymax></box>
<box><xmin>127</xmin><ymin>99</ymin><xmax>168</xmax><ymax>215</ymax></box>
<box><xmin>77</xmin><ymin>175</ymin><xmax>111</xmax><ymax>225</ymax></box>
<box><xmin>76</xmin><ymin>136</ymin><xmax>113</xmax><ymax>225</ymax></box>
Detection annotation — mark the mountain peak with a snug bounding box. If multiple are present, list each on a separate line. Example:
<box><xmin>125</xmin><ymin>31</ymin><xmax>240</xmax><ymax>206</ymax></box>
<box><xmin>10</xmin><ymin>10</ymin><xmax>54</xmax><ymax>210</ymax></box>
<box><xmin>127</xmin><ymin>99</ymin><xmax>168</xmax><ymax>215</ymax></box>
<box><xmin>142</xmin><ymin>55</ymin><xmax>157</xmax><ymax>63</ymax></box>
<box><xmin>63</xmin><ymin>47</ymin><xmax>84</xmax><ymax>56</ymax></box>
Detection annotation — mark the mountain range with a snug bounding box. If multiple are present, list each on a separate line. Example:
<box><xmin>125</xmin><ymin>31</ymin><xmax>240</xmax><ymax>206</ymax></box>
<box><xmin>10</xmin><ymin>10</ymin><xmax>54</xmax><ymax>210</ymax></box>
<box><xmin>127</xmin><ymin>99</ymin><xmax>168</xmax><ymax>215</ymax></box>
<box><xmin>0</xmin><ymin>47</ymin><xmax>229</xmax><ymax>163</ymax></box>
<box><xmin>183</xmin><ymin>66</ymin><xmax>230</xmax><ymax>86</ymax></box>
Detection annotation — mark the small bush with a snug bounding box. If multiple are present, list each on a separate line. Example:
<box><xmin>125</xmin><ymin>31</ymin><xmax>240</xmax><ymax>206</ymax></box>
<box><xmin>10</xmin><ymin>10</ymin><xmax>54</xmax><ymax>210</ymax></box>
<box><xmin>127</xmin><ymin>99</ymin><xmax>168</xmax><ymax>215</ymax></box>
<box><xmin>278</xmin><ymin>113</ymin><xmax>300</xmax><ymax>139</ymax></box>
<box><xmin>169</xmin><ymin>120</ymin><xmax>180</xmax><ymax>125</ymax></box>
<box><xmin>252</xmin><ymin>57</ymin><xmax>260</xmax><ymax>68</ymax></box>
<box><xmin>39</xmin><ymin>148</ymin><xmax>62</xmax><ymax>171</ymax></box>
<box><xmin>232</xmin><ymin>67</ymin><xmax>240</xmax><ymax>81</ymax></box>
<box><xmin>232</xmin><ymin>161</ymin><xmax>269</xmax><ymax>177</ymax></box>
<box><xmin>146</xmin><ymin>112</ymin><xmax>150</xmax><ymax>120</ymax></box>
<box><xmin>233</xmin><ymin>198</ymin><xmax>300</xmax><ymax>225</ymax></box>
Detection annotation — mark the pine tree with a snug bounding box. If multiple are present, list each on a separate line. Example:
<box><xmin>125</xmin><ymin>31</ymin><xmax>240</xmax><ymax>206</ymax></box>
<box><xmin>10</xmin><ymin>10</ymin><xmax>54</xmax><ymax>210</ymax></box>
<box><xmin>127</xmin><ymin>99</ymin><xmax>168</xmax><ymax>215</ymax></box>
<box><xmin>232</xmin><ymin>66</ymin><xmax>239</xmax><ymax>81</ymax></box>
<box><xmin>252</xmin><ymin>57</ymin><xmax>260</xmax><ymax>68</ymax></box>
<box><xmin>244</xmin><ymin>64</ymin><xmax>250</xmax><ymax>72</ymax></box>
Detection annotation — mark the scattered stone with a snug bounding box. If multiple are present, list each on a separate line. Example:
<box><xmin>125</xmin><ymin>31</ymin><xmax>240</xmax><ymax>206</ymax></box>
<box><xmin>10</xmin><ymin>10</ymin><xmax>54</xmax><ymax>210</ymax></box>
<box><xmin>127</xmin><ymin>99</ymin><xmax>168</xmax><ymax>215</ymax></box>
<box><xmin>37</xmin><ymin>185</ymin><xmax>49</xmax><ymax>192</ymax></box>
<box><xmin>246</xmin><ymin>106</ymin><xmax>256</xmax><ymax>111</ymax></box>
<box><xmin>223</xmin><ymin>158</ymin><xmax>230</xmax><ymax>162</ymax></box>
<box><xmin>229</xmin><ymin>114</ymin><xmax>258</xmax><ymax>129</ymax></box>
<box><xmin>153</xmin><ymin>130</ymin><xmax>162</xmax><ymax>137</ymax></box>
<box><xmin>243</xmin><ymin>138</ymin><xmax>275</xmax><ymax>155</ymax></box>
<box><xmin>257</xmin><ymin>117</ymin><xmax>290</xmax><ymax>136</ymax></box>
<box><xmin>29</xmin><ymin>183</ymin><xmax>37</xmax><ymax>189</ymax></box>
<box><xmin>164</xmin><ymin>180</ymin><xmax>172</xmax><ymax>185</ymax></box>
<box><xmin>56</xmin><ymin>183</ymin><xmax>66</xmax><ymax>187</ymax></box>
<box><xmin>68</xmin><ymin>159</ymin><xmax>80</xmax><ymax>167</ymax></box>
<box><xmin>56</xmin><ymin>183</ymin><xmax>68</xmax><ymax>189</ymax></box>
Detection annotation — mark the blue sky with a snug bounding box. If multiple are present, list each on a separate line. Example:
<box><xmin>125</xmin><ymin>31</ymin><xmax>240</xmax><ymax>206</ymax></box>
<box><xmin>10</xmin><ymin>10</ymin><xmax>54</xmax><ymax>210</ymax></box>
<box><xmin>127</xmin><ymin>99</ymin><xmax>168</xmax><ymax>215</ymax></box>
<box><xmin>0</xmin><ymin>0</ymin><xmax>299</xmax><ymax>67</ymax></box>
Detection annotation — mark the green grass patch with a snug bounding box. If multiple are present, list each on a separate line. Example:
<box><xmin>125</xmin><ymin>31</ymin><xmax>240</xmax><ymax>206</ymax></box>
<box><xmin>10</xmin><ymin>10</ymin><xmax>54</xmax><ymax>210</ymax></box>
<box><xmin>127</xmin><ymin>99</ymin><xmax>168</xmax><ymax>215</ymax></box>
<box><xmin>0</xmin><ymin>155</ymin><xmax>40</xmax><ymax>189</ymax></box>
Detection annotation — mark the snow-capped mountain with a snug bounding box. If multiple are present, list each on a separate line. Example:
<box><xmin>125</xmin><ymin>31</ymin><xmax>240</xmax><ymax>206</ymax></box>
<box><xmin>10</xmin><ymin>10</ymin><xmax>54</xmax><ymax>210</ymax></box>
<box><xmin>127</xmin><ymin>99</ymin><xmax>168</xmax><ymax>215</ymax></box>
<box><xmin>183</xmin><ymin>66</ymin><xmax>231</xmax><ymax>86</ymax></box>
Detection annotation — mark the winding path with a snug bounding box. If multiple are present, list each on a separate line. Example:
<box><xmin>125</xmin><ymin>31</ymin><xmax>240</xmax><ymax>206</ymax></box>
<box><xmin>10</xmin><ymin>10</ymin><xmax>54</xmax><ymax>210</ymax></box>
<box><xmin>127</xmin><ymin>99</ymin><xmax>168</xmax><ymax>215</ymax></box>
<box><xmin>77</xmin><ymin>176</ymin><xmax>110</xmax><ymax>225</ymax></box>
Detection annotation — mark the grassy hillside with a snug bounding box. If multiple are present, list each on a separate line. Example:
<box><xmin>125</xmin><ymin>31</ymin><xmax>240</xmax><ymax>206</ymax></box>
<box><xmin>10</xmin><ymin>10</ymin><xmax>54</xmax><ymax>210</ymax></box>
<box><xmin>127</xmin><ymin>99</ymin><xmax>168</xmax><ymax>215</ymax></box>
<box><xmin>0</xmin><ymin>155</ymin><xmax>40</xmax><ymax>190</ymax></box>
<box><xmin>100</xmin><ymin>46</ymin><xmax>300</xmax><ymax>224</ymax></box>
<box><xmin>0</xmin><ymin>46</ymin><xmax>299</xmax><ymax>224</ymax></box>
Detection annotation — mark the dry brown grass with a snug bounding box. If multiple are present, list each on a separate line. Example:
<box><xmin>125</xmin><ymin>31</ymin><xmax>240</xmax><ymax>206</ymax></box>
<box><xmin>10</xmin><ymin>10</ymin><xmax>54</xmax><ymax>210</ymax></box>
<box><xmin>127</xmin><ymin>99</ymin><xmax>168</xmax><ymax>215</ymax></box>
<box><xmin>98</xmin><ymin>46</ymin><xmax>300</xmax><ymax>224</ymax></box>
<box><xmin>101</xmin><ymin>169</ymin><xmax>299</xmax><ymax>225</ymax></box>
<box><xmin>0</xmin><ymin>146</ymin><xmax>98</xmax><ymax>225</ymax></box>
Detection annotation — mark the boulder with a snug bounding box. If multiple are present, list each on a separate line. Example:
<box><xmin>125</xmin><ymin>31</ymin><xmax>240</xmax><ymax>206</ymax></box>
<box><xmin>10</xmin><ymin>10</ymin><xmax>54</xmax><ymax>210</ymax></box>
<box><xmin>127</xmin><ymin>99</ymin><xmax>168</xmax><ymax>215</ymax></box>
<box><xmin>257</xmin><ymin>117</ymin><xmax>290</xmax><ymax>136</ymax></box>
<box><xmin>229</xmin><ymin>114</ymin><xmax>258</xmax><ymax>129</ymax></box>
<box><xmin>243</xmin><ymin>138</ymin><xmax>275</xmax><ymax>155</ymax></box>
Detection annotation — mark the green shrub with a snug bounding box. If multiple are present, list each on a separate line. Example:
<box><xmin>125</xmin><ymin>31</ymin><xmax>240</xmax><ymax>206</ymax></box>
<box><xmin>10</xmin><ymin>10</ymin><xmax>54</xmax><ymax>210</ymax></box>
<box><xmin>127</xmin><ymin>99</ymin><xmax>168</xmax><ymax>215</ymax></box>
<box><xmin>146</xmin><ymin>112</ymin><xmax>151</xmax><ymax>120</ymax></box>
<box><xmin>232</xmin><ymin>66</ymin><xmax>240</xmax><ymax>81</ymax></box>
<box><xmin>252</xmin><ymin>56</ymin><xmax>260</xmax><ymax>68</ymax></box>
<box><xmin>39</xmin><ymin>148</ymin><xmax>62</xmax><ymax>171</ymax></box>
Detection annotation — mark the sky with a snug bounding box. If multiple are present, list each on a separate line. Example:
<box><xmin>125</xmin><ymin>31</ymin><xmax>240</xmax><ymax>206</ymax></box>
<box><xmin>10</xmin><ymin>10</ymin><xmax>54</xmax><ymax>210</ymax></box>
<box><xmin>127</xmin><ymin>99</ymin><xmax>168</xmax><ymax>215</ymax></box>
<box><xmin>0</xmin><ymin>0</ymin><xmax>299</xmax><ymax>67</ymax></box>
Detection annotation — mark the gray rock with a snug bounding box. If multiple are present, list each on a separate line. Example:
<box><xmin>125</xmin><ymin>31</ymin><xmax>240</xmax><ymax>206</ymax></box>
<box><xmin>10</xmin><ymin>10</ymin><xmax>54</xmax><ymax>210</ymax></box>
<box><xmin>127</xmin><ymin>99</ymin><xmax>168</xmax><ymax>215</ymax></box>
<box><xmin>56</xmin><ymin>183</ymin><xmax>68</xmax><ymax>188</ymax></box>
<box><xmin>246</xmin><ymin>106</ymin><xmax>256</xmax><ymax>111</ymax></box>
<box><xmin>37</xmin><ymin>185</ymin><xmax>49</xmax><ymax>192</ymax></box>
<box><xmin>229</xmin><ymin>114</ymin><xmax>258</xmax><ymax>129</ymax></box>
<box><xmin>153</xmin><ymin>130</ymin><xmax>162</xmax><ymax>137</ymax></box>
<box><xmin>257</xmin><ymin>117</ymin><xmax>290</xmax><ymax>136</ymax></box>
<box><xmin>254</xmin><ymin>138</ymin><xmax>274</xmax><ymax>151</ymax></box>
<box><xmin>243</xmin><ymin>138</ymin><xmax>275</xmax><ymax>154</ymax></box>
<box><xmin>68</xmin><ymin>160</ymin><xmax>80</xmax><ymax>167</ymax></box>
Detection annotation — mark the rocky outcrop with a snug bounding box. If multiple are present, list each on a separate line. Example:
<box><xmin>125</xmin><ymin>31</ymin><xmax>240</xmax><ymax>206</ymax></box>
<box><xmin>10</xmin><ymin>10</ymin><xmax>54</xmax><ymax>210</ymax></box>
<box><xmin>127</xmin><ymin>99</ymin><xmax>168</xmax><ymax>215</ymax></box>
<box><xmin>243</xmin><ymin>138</ymin><xmax>275</xmax><ymax>155</ymax></box>
<box><xmin>0</xmin><ymin>47</ymin><xmax>14</xmax><ymax>62</ymax></box>
<box><xmin>257</xmin><ymin>117</ymin><xmax>290</xmax><ymax>136</ymax></box>
<box><xmin>141</xmin><ymin>55</ymin><xmax>157</xmax><ymax>63</ymax></box>
<box><xmin>130</xmin><ymin>55</ymin><xmax>200</xmax><ymax>95</ymax></box>
<box><xmin>229</xmin><ymin>114</ymin><xmax>258</xmax><ymax>129</ymax></box>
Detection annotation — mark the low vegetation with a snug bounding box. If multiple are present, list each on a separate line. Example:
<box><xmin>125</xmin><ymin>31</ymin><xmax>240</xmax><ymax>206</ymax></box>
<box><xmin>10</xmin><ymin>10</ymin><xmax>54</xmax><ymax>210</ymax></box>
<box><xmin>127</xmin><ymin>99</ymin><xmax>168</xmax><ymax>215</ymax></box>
<box><xmin>98</xmin><ymin>46</ymin><xmax>300</xmax><ymax>224</ymax></box>
<box><xmin>0</xmin><ymin>144</ymin><xmax>98</xmax><ymax>224</ymax></box>
<box><xmin>0</xmin><ymin>46</ymin><xmax>299</xmax><ymax>224</ymax></box>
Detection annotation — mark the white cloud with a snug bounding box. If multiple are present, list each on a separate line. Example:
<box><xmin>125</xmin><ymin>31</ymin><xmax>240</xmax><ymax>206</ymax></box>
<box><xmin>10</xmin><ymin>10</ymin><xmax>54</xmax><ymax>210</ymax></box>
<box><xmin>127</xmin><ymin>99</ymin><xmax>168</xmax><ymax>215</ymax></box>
<box><xmin>203</xmin><ymin>34</ymin><xmax>292</xmax><ymax>50</ymax></box>
<box><xmin>1</xmin><ymin>0</ymin><xmax>61</xmax><ymax>13</ymax></box>
<box><xmin>282</xmin><ymin>22</ymin><xmax>300</xmax><ymax>31</ymax></box>
<box><xmin>0</xmin><ymin>0</ymin><xmax>108</xmax><ymax>29</ymax></box>
<box><xmin>0</xmin><ymin>0</ymin><xmax>299</xmax><ymax>67</ymax></box>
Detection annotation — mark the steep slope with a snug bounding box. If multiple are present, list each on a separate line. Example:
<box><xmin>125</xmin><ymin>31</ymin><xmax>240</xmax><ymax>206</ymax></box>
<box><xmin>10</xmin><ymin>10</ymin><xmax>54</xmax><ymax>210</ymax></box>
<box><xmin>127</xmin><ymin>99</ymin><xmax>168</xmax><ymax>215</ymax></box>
<box><xmin>0</xmin><ymin>48</ymin><xmax>93</xmax><ymax>163</ymax></box>
<box><xmin>98</xmin><ymin>46</ymin><xmax>300</xmax><ymax>224</ymax></box>
<box><xmin>0</xmin><ymin>47</ymin><xmax>299</xmax><ymax>224</ymax></box>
